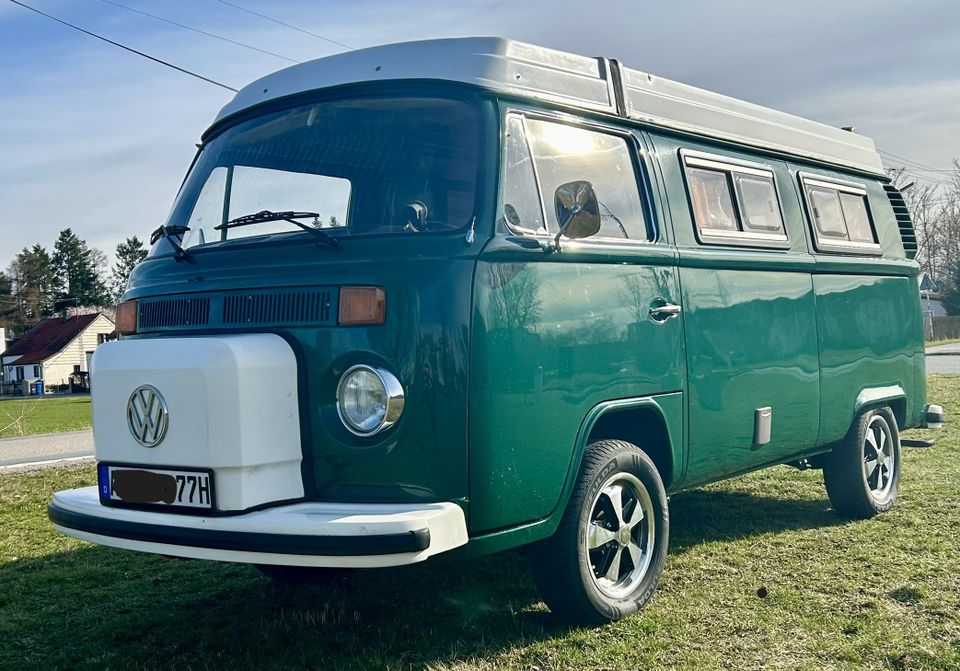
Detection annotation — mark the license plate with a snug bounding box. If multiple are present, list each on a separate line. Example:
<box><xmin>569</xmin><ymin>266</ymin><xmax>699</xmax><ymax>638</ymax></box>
<box><xmin>98</xmin><ymin>465</ymin><xmax>213</xmax><ymax>510</ymax></box>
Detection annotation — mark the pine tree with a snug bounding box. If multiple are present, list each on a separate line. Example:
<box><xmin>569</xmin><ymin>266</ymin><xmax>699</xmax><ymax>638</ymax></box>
<box><xmin>5</xmin><ymin>245</ymin><xmax>55</xmax><ymax>331</ymax></box>
<box><xmin>0</xmin><ymin>271</ymin><xmax>14</xmax><ymax>328</ymax></box>
<box><xmin>109</xmin><ymin>236</ymin><xmax>148</xmax><ymax>302</ymax></box>
<box><xmin>51</xmin><ymin>228</ymin><xmax>109</xmax><ymax>310</ymax></box>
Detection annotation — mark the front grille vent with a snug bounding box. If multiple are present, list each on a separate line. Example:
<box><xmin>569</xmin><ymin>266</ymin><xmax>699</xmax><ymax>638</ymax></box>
<box><xmin>222</xmin><ymin>290</ymin><xmax>333</xmax><ymax>325</ymax></box>
<box><xmin>138</xmin><ymin>297</ymin><xmax>211</xmax><ymax>329</ymax></box>
<box><xmin>883</xmin><ymin>184</ymin><xmax>917</xmax><ymax>259</ymax></box>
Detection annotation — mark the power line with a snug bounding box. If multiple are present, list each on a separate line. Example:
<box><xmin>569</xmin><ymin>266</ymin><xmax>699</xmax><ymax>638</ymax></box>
<box><xmin>8</xmin><ymin>0</ymin><xmax>238</xmax><ymax>92</ymax></box>
<box><xmin>214</xmin><ymin>0</ymin><xmax>354</xmax><ymax>51</ymax></box>
<box><xmin>884</xmin><ymin>159</ymin><xmax>953</xmax><ymax>186</ymax></box>
<box><xmin>893</xmin><ymin>168</ymin><xmax>950</xmax><ymax>187</ymax></box>
<box><xmin>96</xmin><ymin>0</ymin><xmax>300</xmax><ymax>64</ymax></box>
<box><xmin>879</xmin><ymin>149</ymin><xmax>954</xmax><ymax>173</ymax></box>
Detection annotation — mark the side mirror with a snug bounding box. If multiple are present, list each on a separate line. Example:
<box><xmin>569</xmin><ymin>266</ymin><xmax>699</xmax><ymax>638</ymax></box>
<box><xmin>554</xmin><ymin>181</ymin><xmax>600</xmax><ymax>251</ymax></box>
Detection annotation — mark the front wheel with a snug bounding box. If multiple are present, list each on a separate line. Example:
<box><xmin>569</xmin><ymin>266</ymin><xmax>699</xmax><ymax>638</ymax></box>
<box><xmin>823</xmin><ymin>405</ymin><xmax>902</xmax><ymax>519</ymax></box>
<box><xmin>530</xmin><ymin>439</ymin><xmax>669</xmax><ymax>624</ymax></box>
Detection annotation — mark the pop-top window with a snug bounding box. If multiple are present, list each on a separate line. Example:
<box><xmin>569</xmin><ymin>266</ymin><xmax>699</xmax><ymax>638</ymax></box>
<box><xmin>162</xmin><ymin>97</ymin><xmax>481</xmax><ymax>250</ymax></box>
<box><xmin>800</xmin><ymin>174</ymin><xmax>879</xmax><ymax>254</ymax></box>
<box><xmin>682</xmin><ymin>151</ymin><xmax>787</xmax><ymax>247</ymax></box>
<box><xmin>500</xmin><ymin>114</ymin><xmax>649</xmax><ymax>241</ymax></box>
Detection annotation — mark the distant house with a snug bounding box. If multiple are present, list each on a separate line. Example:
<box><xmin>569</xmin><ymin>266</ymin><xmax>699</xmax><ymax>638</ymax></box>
<box><xmin>1</xmin><ymin>313</ymin><xmax>115</xmax><ymax>395</ymax></box>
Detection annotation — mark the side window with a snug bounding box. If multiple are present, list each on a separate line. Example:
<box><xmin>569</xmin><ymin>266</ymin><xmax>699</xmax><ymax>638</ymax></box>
<box><xmin>735</xmin><ymin>174</ymin><xmax>782</xmax><ymax>233</ymax></box>
<box><xmin>807</xmin><ymin>186</ymin><xmax>846</xmax><ymax>238</ymax></box>
<box><xmin>839</xmin><ymin>192</ymin><xmax>873</xmax><ymax>242</ymax></box>
<box><xmin>500</xmin><ymin>115</ymin><xmax>546</xmax><ymax>234</ymax></box>
<box><xmin>682</xmin><ymin>151</ymin><xmax>787</xmax><ymax>247</ymax></box>
<box><xmin>800</xmin><ymin>174</ymin><xmax>879</xmax><ymax>253</ymax></box>
<box><xmin>687</xmin><ymin>168</ymin><xmax>738</xmax><ymax>231</ymax></box>
<box><xmin>500</xmin><ymin>114</ymin><xmax>649</xmax><ymax>241</ymax></box>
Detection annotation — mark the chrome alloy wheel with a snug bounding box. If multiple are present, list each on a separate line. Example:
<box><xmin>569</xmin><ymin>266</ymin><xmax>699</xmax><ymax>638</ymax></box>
<box><xmin>863</xmin><ymin>414</ymin><xmax>896</xmax><ymax>498</ymax></box>
<box><xmin>584</xmin><ymin>472</ymin><xmax>656</xmax><ymax>599</ymax></box>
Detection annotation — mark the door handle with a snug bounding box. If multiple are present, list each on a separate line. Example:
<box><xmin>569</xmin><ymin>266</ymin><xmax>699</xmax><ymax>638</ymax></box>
<box><xmin>649</xmin><ymin>302</ymin><xmax>682</xmax><ymax>322</ymax></box>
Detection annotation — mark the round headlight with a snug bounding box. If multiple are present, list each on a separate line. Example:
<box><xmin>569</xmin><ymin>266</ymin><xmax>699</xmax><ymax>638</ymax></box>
<box><xmin>336</xmin><ymin>365</ymin><xmax>404</xmax><ymax>436</ymax></box>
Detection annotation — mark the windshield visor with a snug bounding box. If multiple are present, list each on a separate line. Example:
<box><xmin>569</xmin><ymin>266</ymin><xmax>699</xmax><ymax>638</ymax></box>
<box><xmin>164</xmin><ymin>97</ymin><xmax>481</xmax><ymax>249</ymax></box>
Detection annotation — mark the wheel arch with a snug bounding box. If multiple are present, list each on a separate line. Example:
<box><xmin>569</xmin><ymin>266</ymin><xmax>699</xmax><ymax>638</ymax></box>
<box><xmin>854</xmin><ymin>385</ymin><xmax>907</xmax><ymax>428</ymax></box>
<box><xmin>454</xmin><ymin>394</ymin><xmax>683</xmax><ymax>559</ymax></box>
<box><xmin>582</xmin><ymin>403</ymin><xmax>678</xmax><ymax>490</ymax></box>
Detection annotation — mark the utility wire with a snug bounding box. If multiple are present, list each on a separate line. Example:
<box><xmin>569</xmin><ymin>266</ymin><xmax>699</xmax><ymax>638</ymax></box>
<box><xmin>96</xmin><ymin>0</ymin><xmax>300</xmax><ymax>64</ymax></box>
<box><xmin>213</xmin><ymin>0</ymin><xmax>354</xmax><ymax>50</ymax></box>
<box><xmin>879</xmin><ymin>149</ymin><xmax>954</xmax><ymax>172</ymax></box>
<box><xmin>891</xmin><ymin>169</ymin><xmax>950</xmax><ymax>187</ymax></box>
<box><xmin>889</xmin><ymin>164</ymin><xmax>951</xmax><ymax>186</ymax></box>
<box><xmin>8</xmin><ymin>0</ymin><xmax>238</xmax><ymax>92</ymax></box>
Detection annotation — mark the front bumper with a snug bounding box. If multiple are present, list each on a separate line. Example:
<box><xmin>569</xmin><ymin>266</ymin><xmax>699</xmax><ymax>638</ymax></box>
<box><xmin>50</xmin><ymin>487</ymin><xmax>468</xmax><ymax>568</ymax></box>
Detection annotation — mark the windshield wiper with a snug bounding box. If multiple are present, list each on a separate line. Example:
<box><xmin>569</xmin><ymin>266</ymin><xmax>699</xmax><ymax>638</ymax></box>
<box><xmin>217</xmin><ymin>210</ymin><xmax>340</xmax><ymax>249</ymax></box>
<box><xmin>149</xmin><ymin>224</ymin><xmax>192</xmax><ymax>261</ymax></box>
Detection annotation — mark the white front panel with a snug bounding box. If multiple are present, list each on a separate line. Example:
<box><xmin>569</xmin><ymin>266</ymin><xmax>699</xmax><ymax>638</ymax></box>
<box><xmin>91</xmin><ymin>334</ymin><xmax>303</xmax><ymax>511</ymax></box>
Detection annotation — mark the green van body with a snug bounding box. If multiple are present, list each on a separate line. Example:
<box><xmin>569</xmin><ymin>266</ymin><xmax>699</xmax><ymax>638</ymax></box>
<box><xmin>51</xmin><ymin>39</ymin><xmax>930</xmax><ymax>590</ymax></box>
<box><xmin>122</xmin><ymin>88</ymin><xmax>924</xmax><ymax>554</ymax></box>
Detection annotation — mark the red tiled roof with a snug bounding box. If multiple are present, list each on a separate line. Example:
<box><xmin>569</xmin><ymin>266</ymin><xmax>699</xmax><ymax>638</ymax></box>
<box><xmin>1</xmin><ymin>313</ymin><xmax>109</xmax><ymax>365</ymax></box>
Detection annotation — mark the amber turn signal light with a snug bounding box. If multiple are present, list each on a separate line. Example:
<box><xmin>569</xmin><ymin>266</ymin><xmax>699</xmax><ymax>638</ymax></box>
<box><xmin>339</xmin><ymin>287</ymin><xmax>385</xmax><ymax>325</ymax></box>
<box><xmin>114</xmin><ymin>300</ymin><xmax>139</xmax><ymax>335</ymax></box>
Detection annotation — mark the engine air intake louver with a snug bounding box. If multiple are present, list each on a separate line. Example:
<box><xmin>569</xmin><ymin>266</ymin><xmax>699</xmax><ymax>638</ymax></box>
<box><xmin>222</xmin><ymin>290</ymin><xmax>333</xmax><ymax>325</ymax></box>
<box><xmin>138</xmin><ymin>297</ymin><xmax>211</xmax><ymax>329</ymax></box>
<box><xmin>883</xmin><ymin>184</ymin><xmax>917</xmax><ymax>259</ymax></box>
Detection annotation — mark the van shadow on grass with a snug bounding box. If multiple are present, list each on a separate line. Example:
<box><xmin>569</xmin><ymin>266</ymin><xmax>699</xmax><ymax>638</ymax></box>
<box><xmin>2</xmin><ymin>487</ymin><xmax>843</xmax><ymax>669</ymax></box>
<box><xmin>668</xmin><ymin>486</ymin><xmax>843</xmax><ymax>553</ymax></box>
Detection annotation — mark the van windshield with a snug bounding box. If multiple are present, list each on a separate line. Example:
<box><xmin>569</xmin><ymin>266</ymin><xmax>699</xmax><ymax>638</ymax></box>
<box><xmin>163</xmin><ymin>97</ymin><xmax>481</xmax><ymax>249</ymax></box>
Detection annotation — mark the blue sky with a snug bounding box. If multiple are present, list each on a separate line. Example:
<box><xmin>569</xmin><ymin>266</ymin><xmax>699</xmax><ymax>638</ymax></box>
<box><xmin>2</xmin><ymin>0</ymin><xmax>959</xmax><ymax>270</ymax></box>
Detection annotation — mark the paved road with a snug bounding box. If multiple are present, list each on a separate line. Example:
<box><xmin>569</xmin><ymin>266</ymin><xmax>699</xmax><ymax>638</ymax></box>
<box><xmin>0</xmin><ymin>429</ymin><xmax>93</xmax><ymax>471</ymax></box>
<box><xmin>925</xmin><ymin>343</ymin><xmax>960</xmax><ymax>374</ymax></box>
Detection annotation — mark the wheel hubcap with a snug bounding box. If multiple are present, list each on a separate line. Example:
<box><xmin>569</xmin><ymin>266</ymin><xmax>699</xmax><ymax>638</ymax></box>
<box><xmin>863</xmin><ymin>414</ymin><xmax>896</xmax><ymax>498</ymax></box>
<box><xmin>584</xmin><ymin>472</ymin><xmax>656</xmax><ymax>599</ymax></box>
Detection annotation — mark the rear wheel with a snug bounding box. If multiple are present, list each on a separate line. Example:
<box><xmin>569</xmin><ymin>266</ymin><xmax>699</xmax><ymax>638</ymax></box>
<box><xmin>530</xmin><ymin>439</ymin><xmax>669</xmax><ymax>624</ymax></box>
<box><xmin>254</xmin><ymin>564</ymin><xmax>351</xmax><ymax>586</ymax></box>
<box><xmin>823</xmin><ymin>405</ymin><xmax>901</xmax><ymax>519</ymax></box>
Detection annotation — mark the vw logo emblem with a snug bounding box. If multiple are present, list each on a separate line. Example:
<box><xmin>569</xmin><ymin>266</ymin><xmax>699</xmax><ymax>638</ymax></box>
<box><xmin>126</xmin><ymin>385</ymin><xmax>169</xmax><ymax>447</ymax></box>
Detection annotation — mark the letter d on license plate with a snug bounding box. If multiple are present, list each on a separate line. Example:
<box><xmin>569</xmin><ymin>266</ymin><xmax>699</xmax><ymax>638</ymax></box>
<box><xmin>98</xmin><ymin>465</ymin><xmax>213</xmax><ymax>510</ymax></box>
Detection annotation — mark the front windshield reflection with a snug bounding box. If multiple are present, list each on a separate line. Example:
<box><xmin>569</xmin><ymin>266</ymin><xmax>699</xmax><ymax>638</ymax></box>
<box><xmin>163</xmin><ymin>97</ymin><xmax>481</xmax><ymax>249</ymax></box>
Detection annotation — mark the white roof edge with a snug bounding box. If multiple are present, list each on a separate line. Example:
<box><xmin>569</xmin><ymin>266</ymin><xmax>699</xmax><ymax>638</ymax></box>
<box><xmin>214</xmin><ymin>37</ymin><xmax>615</xmax><ymax>123</ymax></box>
<box><xmin>213</xmin><ymin>37</ymin><xmax>885</xmax><ymax>177</ymax></box>
<box><xmin>619</xmin><ymin>68</ymin><xmax>883</xmax><ymax>175</ymax></box>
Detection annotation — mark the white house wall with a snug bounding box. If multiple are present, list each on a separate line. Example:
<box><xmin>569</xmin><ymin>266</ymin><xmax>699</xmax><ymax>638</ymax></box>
<box><xmin>41</xmin><ymin>315</ymin><xmax>115</xmax><ymax>387</ymax></box>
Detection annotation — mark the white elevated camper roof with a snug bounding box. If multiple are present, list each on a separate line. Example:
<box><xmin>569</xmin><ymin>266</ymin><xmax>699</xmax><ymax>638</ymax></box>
<box><xmin>215</xmin><ymin>37</ymin><xmax>885</xmax><ymax>176</ymax></box>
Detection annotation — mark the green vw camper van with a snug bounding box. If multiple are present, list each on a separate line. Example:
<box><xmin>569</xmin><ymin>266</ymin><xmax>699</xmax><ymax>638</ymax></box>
<box><xmin>50</xmin><ymin>37</ymin><xmax>944</xmax><ymax>623</ymax></box>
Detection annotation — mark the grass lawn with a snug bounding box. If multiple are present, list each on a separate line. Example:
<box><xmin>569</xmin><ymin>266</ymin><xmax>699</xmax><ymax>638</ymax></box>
<box><xmin>1</xmin><ymin>377</ymin><xmax>958</xmax><ymax>670</ymax></box>
<box><xmin>0</xmin><ymin>395</ymin><xmax>92</xmax><ymax>439</ymax></box>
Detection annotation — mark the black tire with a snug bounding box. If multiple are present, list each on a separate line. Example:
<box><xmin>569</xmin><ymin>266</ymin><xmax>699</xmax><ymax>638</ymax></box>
<box><xmin>254</xmin><ymin>564</ymin><xmax>352</xmax><ymax>586</ymax></box>
<box><xmin>530</xmin><ymin>439</ymin><xmax>669</xmax><ymax>624</ymax></box>
<box><xmin>823</xmin><ymin>405</ymin><xmax>901</xmax><ymax>519</ymax></box>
